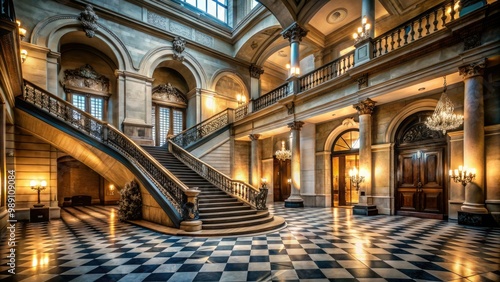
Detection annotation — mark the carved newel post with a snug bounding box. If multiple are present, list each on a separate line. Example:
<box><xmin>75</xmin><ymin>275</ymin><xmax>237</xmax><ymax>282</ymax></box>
<box><xmin>180</xmin><ymin>188</ymin><xmax>202</xmax><ymax>232</ymax></box>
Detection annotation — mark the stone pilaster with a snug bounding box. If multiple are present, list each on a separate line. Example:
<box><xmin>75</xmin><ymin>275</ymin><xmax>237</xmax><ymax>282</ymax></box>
<box><xmin>285</xmin><ymin>121</ymin><xmax>304</xmax><ymax>208</ymax></box>
<box><xmin>249</xmin><ymin>134</ymin><xmax>262</xmax><ymax>187</ymax></box>
<box><xmin>459</xmin><ymin>59</ymin><xmax>488</xmax><ymax>214</ymax></box>
<box><xmin>249</xmin><ymin>64</ymin><xmax>263</xmax><ymax>101</ymax></box>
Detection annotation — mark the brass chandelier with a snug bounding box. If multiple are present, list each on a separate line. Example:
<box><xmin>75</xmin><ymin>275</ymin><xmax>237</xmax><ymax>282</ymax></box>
<box><xmin>275</xmin><ymin>140</ymin><xmax>291</xmax><ymax>161</ymax></box>
<box><xmin>425</xmin><ymin>76</ymin><xmax>463</xmax><ymax>134</ymax></box>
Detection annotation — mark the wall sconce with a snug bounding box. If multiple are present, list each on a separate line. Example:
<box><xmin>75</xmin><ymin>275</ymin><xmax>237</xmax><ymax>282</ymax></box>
<box><xmin>353</xmin><ymin>16</ymin><xmax>371</xmax><ymax>43</ymax></box>
<box><xmin>348</xmin><ymin>166</ymin><xmax>365</xmax><ymax>191</ymax></box>
<box><xmin>30</xmin><ymin>180</ymin><xmax>47</xmax><ymax>208</ymax></box>
<box><xmin>449</xmin><ymin>166</ymin><xmax>476</xmax><ymax>187</ymax></box>
<box><xmin>16</xmin><ymin>20</ymin><xmax>27</xmax><ymax>40</ymax></box>
<box><xmin>109</xmin><ymin>184</ymin><xmax>115</xmax><ymax>195</ymax></box>
<box><xmin>261</xmin><ymin>178</ymin><xmax>267</xmax><ymax>189</ymax></box>
<box><xmin>236</xmin><ymin>94</ymin><xmax>247</xmax><ymax>106</ymax></box>
<box><xmin>20</xmin><ymin>49</ymin><xmax>28</xmax><ymax>63</ymax></box>
<box><xmin>286</xmin><ymin>63</ymin><xmax>300</xmax><ymax>76</ymax></box>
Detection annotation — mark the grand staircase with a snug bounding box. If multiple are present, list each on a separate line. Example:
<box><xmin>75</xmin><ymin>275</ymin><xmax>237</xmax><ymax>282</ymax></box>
<box><xmin>143</xmin><ymin>145</ymin><xmax>286</xmax><ymax>235</ymax></box>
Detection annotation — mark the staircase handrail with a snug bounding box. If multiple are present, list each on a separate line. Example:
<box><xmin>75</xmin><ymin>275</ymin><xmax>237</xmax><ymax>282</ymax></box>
<box><xmin>21</xmin><ymin>80</ymin><xmax>192</xmax><ymax>224</ymax></box>
<box><xmin>171</xmin><ymin>108</ymin><xmax>231</xmax><ymax>148</ymax></box>
<box><xmin>168</xmin><ymin>139</ymin><xmax>268</xmax><ymax>210</ymax></box>
<box><xmin>372</xmin><ymin>0</ymin><xmax>460</xmax><ymax>58</ymax></box>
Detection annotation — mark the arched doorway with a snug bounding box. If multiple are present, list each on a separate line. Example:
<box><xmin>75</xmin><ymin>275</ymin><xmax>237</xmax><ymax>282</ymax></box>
<box><xmin>395</xmin><ymin>111</ymin><xmax>448</xmax><ymax>219</ymax></box>
<box><xmin>331</xmin><ymin>129</ymin><xmax>360</xmax><ymax>207</ymax></box>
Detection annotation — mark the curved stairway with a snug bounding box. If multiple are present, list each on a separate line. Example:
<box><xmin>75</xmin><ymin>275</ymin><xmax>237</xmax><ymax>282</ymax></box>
<box><xmin>142</xmin><ymin>146</ymin><xmax>286</xmax><ymax>236</ymax></box>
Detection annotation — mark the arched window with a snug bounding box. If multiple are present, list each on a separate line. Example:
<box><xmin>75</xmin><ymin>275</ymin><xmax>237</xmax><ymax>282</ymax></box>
<box><xmin>331</xmin><ymin>129</ymin><xmax>360</xmax><ymax>206</ymax></box>
<box><xmin>151</xmin><ymin>83</ymin><xmax>187</xmax><ymax>146</ymax></box>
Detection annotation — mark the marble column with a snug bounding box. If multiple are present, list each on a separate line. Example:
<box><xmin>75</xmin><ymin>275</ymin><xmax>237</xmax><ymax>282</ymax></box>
<box><xmin>249</xmin><ymin>134</ymin><xmax>262</xmax><ymax>187</ymax></box>
<box><xmin>282</xmin><ymin>22</ymin><xmax>307</xmax><ymax>85</ymax></box>
<box><xmin>285</xmin><ymin>121</ymin><xmax>304</xmax><ymax>208</ymax></box>
<box><xmin>362</xmin><ymin>0</ymin><xmax>375</xmax><ymax>38</ymax></box>
<box><xmin>459</xmin><ymin>59</ymin><xmax>488</xmax><ymax>214</ymax></box>
<box><xmin>352</xmin><ymin>98</ymin><xmax>378</xmax><ymax>215</ymax></box>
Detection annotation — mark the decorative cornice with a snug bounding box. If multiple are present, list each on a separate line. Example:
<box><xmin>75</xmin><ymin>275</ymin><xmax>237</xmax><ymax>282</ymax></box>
<box><xmin>459</xmin><ymin>59</ymin><xmax>486</xmax><ymax>79</ymax></box>
<box><xmin>281</xmin><ymin>22</ymin><xmax>308</xmax><ymax>43</ymax></box>
<box><xmin>353</xmin><ymin>98</ymin><xmax>376</xmax><ymax>115</ymax></box>
<box><xmin>287</xmin><ymin>121</ymin><xmax>304</xmax><ymax>130</ymax></box>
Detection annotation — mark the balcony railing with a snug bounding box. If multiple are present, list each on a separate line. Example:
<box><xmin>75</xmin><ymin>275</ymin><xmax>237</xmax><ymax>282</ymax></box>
<box><xmin>169</xmin><ymin>140</ymin><xmax>268</xmax><ymax>210</ymax></box>
<box><xmin>300</xmin><ymin>51</ymin><xmax>355</xmax><ymax>92</ymax></box>
<box><xmin>253</xmin><ymin>83</ymin><xmax>289</xmax><ymax>112</ymax></box>
<box><xmin>21</xmin><ymin>80</ymin><xmax>191</xmax><ymax>226</ymax></box>
<box><xmin>372</xmin><ymin>0</ymin><xmax>460</xmax><ymax>58</ymax></box>
<box><xmin>235</xmin><ymin>104</ymin><xmax>248</xmax><ymax>121</ymax></box>
<box><xmin>171</xmin><ymin>109</ymin><xmax>232</xmax><ymax>148</ymax></box>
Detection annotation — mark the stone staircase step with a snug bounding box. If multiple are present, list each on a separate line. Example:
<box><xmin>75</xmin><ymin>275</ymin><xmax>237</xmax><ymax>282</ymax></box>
<box><xmin>201</xmin><ymin>215</ymin><xmax>275</xmax><ymax>230</ymax></box>
<box><xmin>200</xmin><ymin>211</ymin><xmax>270</xmax><ymax>224</ymax></box>
<box><xmin>199</xmin><ymin>209</ymin><xmax>257</xmax><ymax>219</ymax></box>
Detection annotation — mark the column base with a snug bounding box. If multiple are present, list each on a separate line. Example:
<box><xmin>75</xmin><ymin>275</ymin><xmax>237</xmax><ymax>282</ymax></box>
<box><xmin>458</xmin><ymin>211</ymin><xmax>496</xmax><ymax>227</ymax></box>
<box><xmin>353</xmin><ymin>204</ymin><xmax>378</xmax><ymax>216</ymax></box>
<box><xmin>180</xmin><ymin>220</ymin><xmax>202</xmax><ymax>232</ymax></box>
<box><xmin>461</xmin><ymin>203</ymin><xmax>488</xmax><ymax>214</ymax></box>
<box><xmin>285</xmin><ymin>199</ymin><xmax>304</xmax><ymax>208</ymax></box>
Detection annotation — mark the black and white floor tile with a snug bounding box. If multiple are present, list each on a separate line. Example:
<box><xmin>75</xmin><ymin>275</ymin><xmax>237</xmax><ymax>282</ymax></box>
<box><xmin>1</xmin><ymin>204</ymin><xmax>499</xmax><ymax>281</ymax></box>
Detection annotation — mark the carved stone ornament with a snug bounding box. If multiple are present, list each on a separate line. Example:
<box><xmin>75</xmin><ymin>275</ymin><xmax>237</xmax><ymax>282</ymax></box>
<box><xmin>78</xmin><ymin>4</ymin><xmax>99</xmax><ymax>38</ymax></box>
<box><xmin>342</xmin><ymin>117</ymin><xmax>357</xmax><ymax>127</ymax></box>
<box><xmin>288</xmin><ymin>120</ymin><xmax>304</xmax><ymax>131</ymax></box>
<box><xmin>353</xmin><ymin>98</ymin><xmax>376</xmax><ymax>115</ymax></box>
<box><xmin>281</xmin><ymin>22</ymin><xmax>308</xmax><ymax>43</ymax></box>
<box><xmin>459</xmin><ymin>59</ymin><xmax>486</xmax><ymax>79</ymax></box>
<box><xmin>249</xmin><ymin>64</ymin><xmax>264</xmax><ymax>79</ymax></box>
<box><xmin>152</xmin><ymin>83</ymin><xmax>187</xmax><ymax>105</ymax></box>
<box><xmin>172</xmin><ymin>36</ymin><xmax>186</xmax><ymax>61</ymax></box>
<box><xmin>401</xmin><ymin>123</ymin><xmax>442</xmax><ymax>144</ymax></box>
<box><xmin>248</xmin><ymin>134</ymin><xmax>261</xmax><ymax>141</ymax></box>
<box><xmin>63</xmin><ymin>64</ymin><xmax>109</xmax><ymax>93</ymax></box>
<box><xmin>286</xmin><ymin>102</ymin><xmax>295</xmax><ymax>115</ymax></box>
<box><xmin>357</xmin><ymin>74</ymin><xmax>368</xmax><ymax>89</ymax></box>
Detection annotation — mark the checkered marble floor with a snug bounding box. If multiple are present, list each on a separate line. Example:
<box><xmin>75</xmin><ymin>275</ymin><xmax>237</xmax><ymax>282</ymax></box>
<box><xmin>1</xmin><ymin>204</ymin><xmax>499</xmax><ymax>282</ymax></box>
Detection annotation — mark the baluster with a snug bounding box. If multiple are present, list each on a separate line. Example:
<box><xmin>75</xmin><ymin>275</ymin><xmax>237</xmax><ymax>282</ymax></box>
<box><xmin>450</xmin><ymin>0</ymin><xmax>456</xmax><ymax>20</ymax></box>
<box><xmin>378</xmin><ymin>39</ymin><xmax>383</xmax><ymax>56</ymax></box>
<box><xmin>425</xmin><ymin>14</ymin><xmax>431</xmax><ymax>35</ymax></box>
<box><xmin>403</xmin><ymin>25</ymin><xmax>409</xmax><ymax>45</ymax></box>
<box><xmin>410</xmin><ymin>21</ymin><xmax>416</xmax><ymax>42</ymax></box>
<box><xmin>417</xmin><ymin>17</ymin><xmax>423</xmax><ymax>38</ymax></box>
<box><xmin>390</xmin><ymin>32</ymin><xmax>395</xmax><ymax>51</ymax></box>
<box><xmin>433</xmin><ymin>9</ymin><xmax>439</xmax><ymax>31</ymax></box>
<box><xmin>384</xmin><ymin>36</ymin><xmax>389</xmax><ymax>54</ymax></box>
<box><xmin>441</xmin><ymin>6</ymin><xmax>447</xmax><ymax>27</ymax></box>
<box><xmin>397</xmin><ymin>29</ymin><xmax>402</xmax><ymax>48</ymax></box>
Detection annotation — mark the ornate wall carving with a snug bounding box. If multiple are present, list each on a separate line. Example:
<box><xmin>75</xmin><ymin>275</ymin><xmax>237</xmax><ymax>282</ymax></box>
<box><xmin>62</xmin><ymin>64</ymin><xmax>110</xmax><ymax>93</ymax></box>
<box><xmin>152</xmin><ymin>83</ymin><xmax>187</xmax><ymax>106</ymax></box>
<box><xmin>78</xmin><ymin>5</ymin><xmax>99</xmax><ymax>38</ymax></box>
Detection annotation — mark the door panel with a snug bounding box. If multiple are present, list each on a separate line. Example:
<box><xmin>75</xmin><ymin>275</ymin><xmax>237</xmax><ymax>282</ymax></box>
<box><xmin>396</xmin><ymin>148</ymin><xmax>446</xmax><ymax>218</ymax></box>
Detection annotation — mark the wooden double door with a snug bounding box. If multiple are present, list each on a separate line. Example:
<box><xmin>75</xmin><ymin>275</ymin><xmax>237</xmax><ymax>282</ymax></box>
<box><xmin>273</xmin><ymin>158</ymin><xmax>291</xmax><ymax>202</ymax></box>
<box><xmin>396</xmin><ymin>147</ymin><xmax>446</xmax><ymax>219</ymax></box>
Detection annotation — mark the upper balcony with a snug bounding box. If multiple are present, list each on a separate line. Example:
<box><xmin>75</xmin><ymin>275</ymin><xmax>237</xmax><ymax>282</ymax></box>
<box><xmin>231</xmin><ymin>0</ymin><xmax>500</xmax><ymax>140</ymax></box>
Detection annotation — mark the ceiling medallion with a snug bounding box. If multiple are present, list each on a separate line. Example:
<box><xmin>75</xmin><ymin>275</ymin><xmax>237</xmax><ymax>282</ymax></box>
<box><xmin>327</xmin><ymin>8</ymin><xmax>347</xmax><ymax>24</ymax></box>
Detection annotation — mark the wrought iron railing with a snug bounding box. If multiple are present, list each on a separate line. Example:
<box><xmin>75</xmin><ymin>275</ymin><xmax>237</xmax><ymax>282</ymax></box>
<box><xmin>21</xmin><ymin>80</ymin><xmax>190</xmax><ymax>221</ymax></box>
<box><xmin>300</xmin><ymin>51</ymin><xmax>355</xmax><ymax>92</ymax></box>
<box><xmin>235</xmin><ymin>104</ymin><xmax>248</xmax><ymax>121</ymax></box>
<box><xmin>253</xmin><ymin>83</ymin><xmax>289</xmax><ymax>112</ymax></box>
<box><xmin>372</xmin><ymin>0</ymin><xmax>460</xmax><ymax>58</ymax></box>
<box><xmin>171</xmin><ymin>109</ymin><xmax>230</xmax><ymax>148</ymax></box>
<box><xmin>169</xmin><ymin>140</ymin><xmax>268</xmax><ymax>210</ymax></box>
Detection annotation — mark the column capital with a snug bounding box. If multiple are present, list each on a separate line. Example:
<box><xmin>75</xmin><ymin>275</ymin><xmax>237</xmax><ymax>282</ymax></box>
<box><xmin>249</xmin><ymin>64</ymin><xmax>264</xmax><ymax>79</ymax></box>
<box><xmin>459</xmin><ymin>59</ymin><xmax>486</xmax><ymax>79</ymax></box>
<box><xmin>282</xmin><ymin>22</ymin><xmax>308</xmax><ymax>43</ymax></box>
<box><xmin>288</xmin><ymin>121</ymin><xmax>304</xmax><ymax>130</ymax></box>
<box><xmin>248</xmin><ymin>134</ymin><xmax>261</xmax><ymax>141</ymax></box>
<box><xmin>353</xmin><ymin>98</ymin><xmax>376</xmax><ymax>115</ymax></box>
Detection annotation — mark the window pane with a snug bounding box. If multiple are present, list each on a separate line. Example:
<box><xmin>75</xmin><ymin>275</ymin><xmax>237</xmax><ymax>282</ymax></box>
<box><xmin>173</xmin><ymin>109</ymin><xmax>183</xmax><ymax>135</ymax></box>
<box><xmin>152</xmin><ymin>105</ymin><xmax>156</xmax><ymax>146</ymax></box>
<box><xmin>186</xmin><ymin>0</ymin><xmax>196</xmax><ymax>6</ymax></box>
<box><xmin>158</xmin><ymin>107</ymin><xmax>170</xmax><ymax>146</ymax></box>
<box><xmin>72</xmin><ymin>94</ymin><xmax>86</xmax><ymax>111</ymax></box>
<box><xmin>217</xmin><ymin>4</ymin><xmax>226</xmax><ymax>22</ymax></box>
<box><xmin>90</xmin><ymin>97</ymin><xmax>103</xmax><ymax>120</ymax></box>
<box><xmin>251</xmin><ymin>0</ymin><xmax>259</xmax><ymax>9</ymax></box>
<box><xmin>198</xmin><ymin>0</ymin><xmax>206</xmax><ymax>11</ymax></box>
<box><xmin>207</xmin><ymin>0</ymin><xmax>217</xmax><ymax>18</ymax></box>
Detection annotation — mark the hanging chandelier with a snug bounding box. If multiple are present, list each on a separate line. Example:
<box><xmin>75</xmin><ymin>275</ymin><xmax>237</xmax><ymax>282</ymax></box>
<box><xmin>424</xmin><ymin>76</ymin><xmax>463</xmax><ymax>134</ymax></box>
<box><xmin>275</xmin><ymin>140</ymin><xmax>291</xmax><ymax>161</ymax></box>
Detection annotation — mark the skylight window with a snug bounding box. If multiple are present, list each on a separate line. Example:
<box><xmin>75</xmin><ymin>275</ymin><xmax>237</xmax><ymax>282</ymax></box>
<box><xmin>182</xmin><ymin>0</ymin><xmax>228</xmax><ymax>23</ymax></box>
